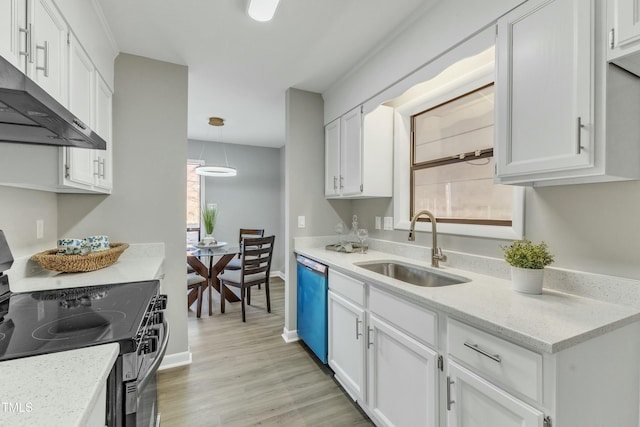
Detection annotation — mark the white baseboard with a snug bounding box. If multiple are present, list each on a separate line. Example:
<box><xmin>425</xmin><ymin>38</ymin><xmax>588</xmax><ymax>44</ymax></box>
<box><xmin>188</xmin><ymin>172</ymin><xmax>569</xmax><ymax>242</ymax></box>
<box><xmin>281</xmin><ymin>327</ymin><xmax>299</xmax><ymax>343</ymax></box>
<box><xmin>270</xmin><ymin>270</ymin><xmax>285</xmax><ymax>280</ymax></box>
<box><xmin>159</xmin><ymin>350</ymin><xmax>192</xmax><ymax>370</ymax></box>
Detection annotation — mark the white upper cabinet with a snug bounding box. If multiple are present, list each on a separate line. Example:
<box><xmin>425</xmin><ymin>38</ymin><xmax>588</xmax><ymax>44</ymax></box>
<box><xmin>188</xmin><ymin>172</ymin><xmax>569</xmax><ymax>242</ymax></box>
<box><xmin>28</xmin><ymin>0</ymin><xmax>68</xmax><ymax>105</ymax></box>
<box><xmin>63</xmin><ymin>32</ymin><xmax>112</xmax><ymax>194</ymax></box>
<box><xmin>324</xmin><ymin>118</ymin><xmax>341</xmax><ymax>196</ymax></box>
<box><xmin>94</xmin><ymin>72</ymin><xmax>113</xmax><ymax>191</ymax></box>
<box><xmin>325</xmin><ymin>105</ymin><xmax>393</xmax><ymax>198</ymax></box>
<box><xmin>0</xmin><ymin>0</ymin><xmax>27</xmax><ymax>70</ymax></box>
<box><xmin>495</xmin><ymin>0</ymin><xmax>593</xmax><ymax>181</ymax></box>
<box><xmin>0</xmin><ymin>0</ymin><xmax>67</xmax><ymax>105</ymax></box>
<box><xmin>496</xmin><ymin>0</ymin><xmax>640</xmax><ymax>186</ymax></box>
<box><xmin>607</xmin><ymin>0</ymin><xmax>640</xmax><ymax>71</ymax></box>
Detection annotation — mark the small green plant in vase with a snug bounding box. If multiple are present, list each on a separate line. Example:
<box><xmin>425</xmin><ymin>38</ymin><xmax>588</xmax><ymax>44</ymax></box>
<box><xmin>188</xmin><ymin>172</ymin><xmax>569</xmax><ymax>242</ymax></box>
<box><xmin>502</xmin><ymin>239</ymin><xmax>554</xmax><ymax>294</ymax></box>
<box><xmin>202</xmin><ymin>204</ymin><xmax>218</xmax><ymax>245</ymax></box>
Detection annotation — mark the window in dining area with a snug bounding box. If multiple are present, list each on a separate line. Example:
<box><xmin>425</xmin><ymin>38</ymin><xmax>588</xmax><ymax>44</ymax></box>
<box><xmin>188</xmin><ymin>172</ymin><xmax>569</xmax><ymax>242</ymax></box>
<box><xmin>187</xmin><ymin>160</ymin><xmax>204</xmax><ymax>244</ymax></box>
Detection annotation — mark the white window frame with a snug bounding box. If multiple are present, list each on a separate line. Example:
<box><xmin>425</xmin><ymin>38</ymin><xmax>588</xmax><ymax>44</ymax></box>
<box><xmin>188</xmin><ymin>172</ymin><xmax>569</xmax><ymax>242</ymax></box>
<box><xmin>393</xmin><ymin>59</ymin><xmax>524</xmax><ymax>240</ymax></box>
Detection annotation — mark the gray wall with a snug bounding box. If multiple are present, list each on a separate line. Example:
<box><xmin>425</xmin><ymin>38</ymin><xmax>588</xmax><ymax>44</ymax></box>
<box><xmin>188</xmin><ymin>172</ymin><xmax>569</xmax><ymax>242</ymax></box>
<box><xmin>0</xmin><ymin>186</ymin><xmax>58</xmax><ymax>258</ymax></box>
<box><xmin>58</xmin><ymin>54</ymin><xmax>189</xmax><ymax>358</ymax></box>
<box><xmin>187</xmin><ymin>140</ymin><xmax>284</xmax><ymax>273</ymax></box>
<box><xmin>284</xmin><ymin>88</ymin><xmax>352</xmax><ymax>334</ymax></box>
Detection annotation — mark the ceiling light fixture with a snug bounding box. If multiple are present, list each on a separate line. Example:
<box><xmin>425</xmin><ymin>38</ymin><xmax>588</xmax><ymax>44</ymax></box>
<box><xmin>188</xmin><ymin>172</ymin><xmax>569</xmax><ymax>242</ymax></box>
<box><xmin>195</xmin><ymin>118</ymin><xmax>238</xmax><ymax>177</ymax></box>
<box><xmin>247</xmin><ymin>0</ymin><xmax>280</xmax><ymax>22</ymax></box>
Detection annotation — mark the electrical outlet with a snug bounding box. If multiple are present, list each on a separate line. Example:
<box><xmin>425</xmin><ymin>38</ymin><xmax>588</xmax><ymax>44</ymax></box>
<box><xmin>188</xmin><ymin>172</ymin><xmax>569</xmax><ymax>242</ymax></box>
<box><xmin>297</xmin><ymin>215</ymin><xmax>306</xmax><ymax>228</ymax></box>
<box><xmin>36</xmin><ymin>219</ymin><xmax>44</xmax><ymax>239</ymax></box>
<box><xmin>375</xmin><ymin>216</ymin><xmax>382</xmax><ymax>230</ymax></box>
<box><xmin>383</xmin><ymin>217</ymin><xmax>393</xmax><ymax>231</ymax></box>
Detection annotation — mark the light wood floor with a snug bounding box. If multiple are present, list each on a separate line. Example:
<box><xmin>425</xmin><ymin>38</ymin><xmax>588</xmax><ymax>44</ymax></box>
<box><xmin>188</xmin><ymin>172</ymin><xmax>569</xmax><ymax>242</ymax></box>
<box><xmin>158</xmin><ymin>278</ymin><xmax>373</xmax><ymax>426</ymax></box>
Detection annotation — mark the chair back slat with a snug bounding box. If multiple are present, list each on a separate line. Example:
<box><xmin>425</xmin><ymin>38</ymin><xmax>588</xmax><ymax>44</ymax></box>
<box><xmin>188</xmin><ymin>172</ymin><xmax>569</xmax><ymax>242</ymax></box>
<box><xmin>241</xmin><ymin>236</ymin><xmax>275</xmax><ymax>280</ymax></box>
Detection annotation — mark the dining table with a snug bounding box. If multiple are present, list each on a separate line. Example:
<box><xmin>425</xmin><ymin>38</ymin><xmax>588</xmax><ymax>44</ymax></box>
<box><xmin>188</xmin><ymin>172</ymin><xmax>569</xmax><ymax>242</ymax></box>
<box><xmin>188</xmin><ymin>243</ymin><xmax>241</xmax><ymax>303</ymax></box>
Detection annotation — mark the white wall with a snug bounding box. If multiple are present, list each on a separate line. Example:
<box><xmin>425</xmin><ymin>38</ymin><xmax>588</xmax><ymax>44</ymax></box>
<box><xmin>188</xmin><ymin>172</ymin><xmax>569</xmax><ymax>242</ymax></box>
<box><xmin>0</xmin><ymin>186</ymin><xmax>58</xmax><ymax>259</ymax></box>
<box><xmin>58</xmin><ymin>54</ymin><xmax>189</xmax><ymax>358</ymax></box>
<box><xmin>187</xmin><ymin>140</ymin><xmax>285</xmax><ymax>273</ymax></box>
<box><xmin>323</xmin><ymin>0</ymin><xmax>523</xmax><ymax>123</ymax></box>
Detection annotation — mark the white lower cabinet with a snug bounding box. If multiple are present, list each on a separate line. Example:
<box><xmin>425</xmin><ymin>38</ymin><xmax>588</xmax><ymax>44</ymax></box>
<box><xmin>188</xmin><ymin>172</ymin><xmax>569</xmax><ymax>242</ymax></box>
<box><xmin>446</xmin><ymin>361</ymin><xmax>544</xmax><ymax>427</ymax></box>
<box><xmin>367</xmin><ymin>314</ymin><xmax>438</xmax><ymax>427</ymax></box>
<box><xmin>328</xmin><ymin>290</ymin><xmax>366</xmax><ymax>402</ymax></box>
<box><xmin>325</xmin><ymin>268</ymin><xmax>640</xmax><ymax>427</ymax></box>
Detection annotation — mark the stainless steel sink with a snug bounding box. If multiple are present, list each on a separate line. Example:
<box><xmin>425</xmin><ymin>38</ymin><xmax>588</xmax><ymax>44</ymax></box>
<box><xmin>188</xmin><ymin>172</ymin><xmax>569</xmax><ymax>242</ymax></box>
<box><xmin>355</xmin><ymin>260</ymin><xmax>470</xmax><ymax>287</ymax></box>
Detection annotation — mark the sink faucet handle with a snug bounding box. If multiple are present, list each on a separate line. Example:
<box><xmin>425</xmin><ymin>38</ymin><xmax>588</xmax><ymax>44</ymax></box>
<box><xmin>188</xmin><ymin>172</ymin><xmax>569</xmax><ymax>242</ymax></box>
<box><xmin>434</xmin><ymin>247</ymin><xmax>447</xmax><ymax>262</ymax></box>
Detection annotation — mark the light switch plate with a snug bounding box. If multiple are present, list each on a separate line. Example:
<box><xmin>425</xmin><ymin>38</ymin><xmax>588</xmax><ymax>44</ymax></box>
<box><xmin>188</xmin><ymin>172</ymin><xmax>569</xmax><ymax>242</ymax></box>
<box><xmin>297</xmin><ymin>215</ymin><xmax>306</xmax><ymax>228</ymax></box>
<box><xmin>383</xmin><ymin>217</ymin><xmax>393</xmax><ymax>230</ymax></box>
<box><xmin>36</xmin><ymin>219</ymin><xmax>44</xmax><ymax>239</ymax></box>
<box><xmin>375</xmin><ymin>216</ymin><xmax>381</xmax><ymax>230</ymax></box>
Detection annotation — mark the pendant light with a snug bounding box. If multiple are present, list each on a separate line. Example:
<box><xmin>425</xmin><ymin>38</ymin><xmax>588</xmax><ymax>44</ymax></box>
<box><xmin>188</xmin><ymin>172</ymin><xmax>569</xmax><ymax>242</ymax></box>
<box><xmin>247</xmin><ymin>0</ymin><xmax>280</xmax><ymax>22</ymax></box>
<box><xmin>195</xmin><ymin>118</ymin><xmax>238</xmax><ymax>177</ymax></box>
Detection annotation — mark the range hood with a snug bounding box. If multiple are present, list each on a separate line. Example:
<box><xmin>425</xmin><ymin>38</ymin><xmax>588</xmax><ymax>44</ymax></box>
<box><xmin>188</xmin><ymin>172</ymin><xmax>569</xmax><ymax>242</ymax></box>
<box><xmin>0</xmin><ymin>55</ymin><xmax>106</xmax><ymax>150</ymax></box>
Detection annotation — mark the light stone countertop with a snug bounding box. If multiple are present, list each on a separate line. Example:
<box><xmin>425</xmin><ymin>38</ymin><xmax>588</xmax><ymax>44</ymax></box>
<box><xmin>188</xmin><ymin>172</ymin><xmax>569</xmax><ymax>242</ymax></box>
<box><xmin>295</xmin><ymin>244</ymin><xmax>640</xmax><ymax>353</ymax></box>
<box><xmin>7</xmin><ymin>243</ymin><xmax>165</xmax><ymax>293</ymax></box>
<box><xmin>0</xmin><ymin>343</ymin><xmax>119</xmax><ymax>427</ymax></box>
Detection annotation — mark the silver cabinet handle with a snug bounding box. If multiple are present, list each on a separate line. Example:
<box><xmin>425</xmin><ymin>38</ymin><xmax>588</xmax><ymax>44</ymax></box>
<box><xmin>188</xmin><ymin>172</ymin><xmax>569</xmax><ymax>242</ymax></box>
<box><xmin>446</xmin><ymin>376</ymin><xmax>455</xmax><ymax>411</ymax></box>
<box><xmin>577</xmin><ymin>117</ymin><xmax>585</xmax><ymax>154</ymax></box>
<box><xmin>19</xmin><ymin>24</ymin><xmax>31</xmax><ymax>61</ymax></box>
<box><xmin>355</xmin><ymin>318</ymin><xmax>362</xmax><ymax>339</ymax></box>
<box><xmin>99</xmin><ymin>158</ymin><xmax>105</xmax><ymax>179</ymax></box>
<box><xmin>367</xmin><ymin>327</ymin><xmax>373</xmax><ymax>349</ymax></box>
<box><xmin>35</xmin><ymin>40</ymin><xmax>49</xmax><ymax>77</ymax></box>
<box><xmin>464</xmin><ymin>341</ymin><xmax>502</xmax><ymax>363</ymax></box>
<box><xmin>339</xmin><ymin>175</ymin><xmax>344</xmax><ymax>189</ymax></box>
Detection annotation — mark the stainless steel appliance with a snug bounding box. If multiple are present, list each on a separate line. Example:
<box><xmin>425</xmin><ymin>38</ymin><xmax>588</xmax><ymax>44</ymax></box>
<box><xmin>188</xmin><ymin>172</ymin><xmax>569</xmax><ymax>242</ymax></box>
<box><xmin>0</xmin><ymin>230</ymin><xmax>168</xmax><ymax>426</ymax></box>
<box><xmin>0</xmin><ymin>54</ymin><xmax>106</xmax><ymax>149</ymax></box>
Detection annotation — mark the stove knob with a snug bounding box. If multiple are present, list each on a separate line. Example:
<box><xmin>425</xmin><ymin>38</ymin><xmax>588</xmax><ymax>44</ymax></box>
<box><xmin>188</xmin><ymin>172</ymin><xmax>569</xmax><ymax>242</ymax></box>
<box><xmin>142</xmin><ymin>336</ymin><xmax>158</xmax><ymax>354</ymax></box>
<box><xmin>156</xmin><ymin>294</ymin><xmax>168</xmax><ymax>310</ymax></box>
<box><xmin>152</xmin><ymin>311</ymin><xmax>164</xmax><ymax>325</ymax></box>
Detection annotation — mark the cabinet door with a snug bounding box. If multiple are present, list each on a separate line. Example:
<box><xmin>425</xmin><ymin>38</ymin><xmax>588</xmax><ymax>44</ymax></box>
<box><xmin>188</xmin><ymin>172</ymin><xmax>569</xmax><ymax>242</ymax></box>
<box><xmin>94</xmin><ymin>72</ymin><xmax>112</xmax><ymax>191</ymax></box>
<box><xmin>325</xmin><ymin>118</ymin><xmax>341</xmax><ymax>196</ymax></box>
<box><xmin>495</xmin><ymin>0</ymin><xmax>593</xmax><ymax>179</ymax></box>
<box><xmin>28</xmin><ymin>0</ymin><xmax>67</xmax><ymax>105</ymax></box>
<box><xmin>328</xmin><ymin>291</ymin><xmax>366</xmax><ymax>402</ymax></box>
<box><xmin>614</xmin><ymin>0</ymin><xmax>640</xmax><ymax>48</ymax></box>
<box><xmin>367</xmin><ymin>315</ymin><xmax>438</xmax><ymax>427</ymax></box>
<box><xmin>65</xmin><ymin>32</ymin><xmax>95</xmax><ymax>188</ymax></box>
<box><xmin>340</xmin><ymin>106</ymin><xmax>363</xmax><ymax>196</ymax></box>
<box><xmin>447</xmin><ymin>361</ymin><xmax>544</xmax><ymax>427</ymax></box>
<box><xmin>0</xmin><ymin>0</ymin><xmax>27</xmax><ymax>70</ymax></box>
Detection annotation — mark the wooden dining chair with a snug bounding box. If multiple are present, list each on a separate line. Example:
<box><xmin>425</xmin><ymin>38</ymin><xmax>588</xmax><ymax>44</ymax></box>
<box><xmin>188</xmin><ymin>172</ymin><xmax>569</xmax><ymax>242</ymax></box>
<box><xmin>187</xmin><ymin>255</ymin><xmax>212</xmax><ymax>318</ymax></box>
<box><xmin>218</xmin><ymin>235</ymin><xmax>275</xmax><ymax>322</ymax></box>
<box><xmin>225</xmin><ymin>228</ymin><xmax>265</xmax><ymax>271</ymax></box>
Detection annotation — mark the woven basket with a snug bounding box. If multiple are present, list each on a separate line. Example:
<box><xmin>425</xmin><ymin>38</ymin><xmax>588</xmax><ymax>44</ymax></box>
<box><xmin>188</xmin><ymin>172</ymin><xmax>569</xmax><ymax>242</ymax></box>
<box><xmin>31</xmin><ymin>243</ymin><xmax>130</xmax><ymax>273</ymax></box>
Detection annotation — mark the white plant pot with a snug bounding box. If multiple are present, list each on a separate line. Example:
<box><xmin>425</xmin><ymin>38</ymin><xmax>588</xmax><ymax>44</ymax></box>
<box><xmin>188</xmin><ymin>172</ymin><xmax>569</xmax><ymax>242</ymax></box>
<box><xmin>510</xmin><ymin>266</ymin><xmax>545</xmax><ymax>294</ymax></box>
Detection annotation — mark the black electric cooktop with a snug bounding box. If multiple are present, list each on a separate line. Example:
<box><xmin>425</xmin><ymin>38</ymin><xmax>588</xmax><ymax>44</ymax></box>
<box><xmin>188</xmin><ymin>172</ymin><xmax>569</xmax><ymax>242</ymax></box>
<box><xmin>0</xmin><ymin>280</ymin><xmax>159</xmax><ymax>362</ymax></box>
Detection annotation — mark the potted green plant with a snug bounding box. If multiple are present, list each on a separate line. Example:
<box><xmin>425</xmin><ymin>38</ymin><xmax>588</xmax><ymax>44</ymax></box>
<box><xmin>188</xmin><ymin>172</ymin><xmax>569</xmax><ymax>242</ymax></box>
<box><xmin>202</xmin><ymin>204</ymin><xmax>218</xmax><ymax>245</ymax></box>
<box><xmin>501</xmin><ymin>239</ymin><xmax>554</xmax><ymax>294</ymax></box>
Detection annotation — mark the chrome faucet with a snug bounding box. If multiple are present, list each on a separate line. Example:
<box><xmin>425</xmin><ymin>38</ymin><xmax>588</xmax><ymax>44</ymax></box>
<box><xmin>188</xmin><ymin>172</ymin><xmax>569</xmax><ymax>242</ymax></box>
<box><xmin>408</xmin><ymin>209</ymin><xmax>447</xmax><ymax>268</ymax></box>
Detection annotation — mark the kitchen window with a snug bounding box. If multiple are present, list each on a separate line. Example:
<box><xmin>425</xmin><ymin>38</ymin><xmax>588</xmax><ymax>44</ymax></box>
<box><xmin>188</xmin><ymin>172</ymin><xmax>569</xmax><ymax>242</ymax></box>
<box><xmin>410</xmin><ymin>83</ymin><xmax>513</xmax><ymax>226</ymax></box>
<box><xmin>392</xmin><ymin>45</ymin><xmax>524</xmax><ymax>240</ymax></box>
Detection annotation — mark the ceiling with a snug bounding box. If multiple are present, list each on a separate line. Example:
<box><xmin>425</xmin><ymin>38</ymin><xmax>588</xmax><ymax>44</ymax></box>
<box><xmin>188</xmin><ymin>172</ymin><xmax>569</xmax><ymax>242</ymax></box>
<box><xmin>97</xmin><ymin>0</ymin><xmax>432</xmax><ymax>148</ymax></box>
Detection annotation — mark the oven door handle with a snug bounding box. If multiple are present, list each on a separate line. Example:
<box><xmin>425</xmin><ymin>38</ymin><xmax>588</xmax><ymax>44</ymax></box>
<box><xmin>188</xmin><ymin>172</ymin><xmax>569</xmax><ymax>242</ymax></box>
<box><xmin>137</xmin><ymin>320</ymin><xmax>169</xmax><ymax>393</ymax></box>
